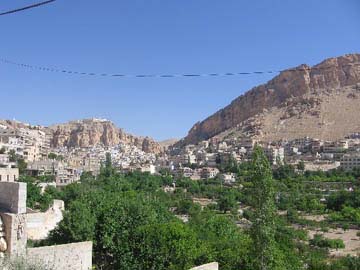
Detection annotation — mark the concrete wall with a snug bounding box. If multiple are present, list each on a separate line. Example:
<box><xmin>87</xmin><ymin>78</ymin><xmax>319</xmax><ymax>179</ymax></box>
<box><xmin>27</xmin><ymin>241</ymin><xmax>92</xmax><ymax>270</ymax></box>
<box><xmin>26</xmin><ymin>200</ymin><xmax>64</xmax><ymax>241</ymax></box>
<box><xmin>0</xmin><ymin>182</ymin><xmax>26</xmax><ymax>214</ymax></box>
<box><xmin>190</xmin><ymin>262</ymin><xmax>219</xmax><ymax>270</ymax></box>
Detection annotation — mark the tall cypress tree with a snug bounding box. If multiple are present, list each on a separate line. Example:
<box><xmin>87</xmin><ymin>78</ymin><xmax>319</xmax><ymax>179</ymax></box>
<box><xmin>250</xmin><ymin>146</ymin><xmax>280</xmax><ymax>270</ymax></box>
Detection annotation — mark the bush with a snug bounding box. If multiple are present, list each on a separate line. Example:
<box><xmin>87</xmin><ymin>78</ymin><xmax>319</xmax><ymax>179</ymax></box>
<box><xmin>310</xmin><ymin>234</ymin><xmax>345</xmax><ymax>249</ymax></box>
<box><xmin>286</xmin><ymin>208</ymin><xmax>299</xmax><ymax>223</ymax></box>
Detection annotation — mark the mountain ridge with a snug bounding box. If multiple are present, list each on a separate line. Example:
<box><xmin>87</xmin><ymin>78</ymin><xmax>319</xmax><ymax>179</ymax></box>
<box><xmin>176</xmin><ymin>53</ymin><xmax>360</xmax><ymax>146</ymax></box>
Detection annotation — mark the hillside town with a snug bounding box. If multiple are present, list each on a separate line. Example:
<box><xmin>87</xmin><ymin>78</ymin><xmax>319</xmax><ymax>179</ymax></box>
<box><xmin>169</xmin><ymin>133</ymin><xmax>360</xmax><ymax>180</ymax></box>
<box><xmin>1</xmin><ymin>119</ymin><xmax>360</xmax><ymax>188</ymax></box>
<box><xmin>2</xmin><ymin>0</ymin><xmax>360</xmax><ymax>269</ymax></box>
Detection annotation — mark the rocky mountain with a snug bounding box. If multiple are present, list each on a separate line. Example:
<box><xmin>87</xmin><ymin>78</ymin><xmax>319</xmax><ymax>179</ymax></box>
<box><xmin>177</xmin><ymin>54</ymin><xmax>360</xmax><ymax>146</ymax></box>
<box><xmin>48</xmin><ymin>118</ymin><xmax>163</xmax><ymax>154</ymax></box>
<box><xmin>159</xmin><ymin>139</ymin><xmax>179</xmax><ymax>150</ymax></box>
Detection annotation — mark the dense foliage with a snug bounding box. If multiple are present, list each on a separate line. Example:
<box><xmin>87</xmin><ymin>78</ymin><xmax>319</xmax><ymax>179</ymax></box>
<box><xmin>21</xmin><ymin>149</ymin><xmax>360</xmax><ymax>270</ymax></box>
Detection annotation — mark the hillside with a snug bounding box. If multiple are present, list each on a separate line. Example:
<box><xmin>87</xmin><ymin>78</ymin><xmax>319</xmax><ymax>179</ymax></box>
<box><xmin>177</xmin><ymin>54</ymin><xmax>360</xmax><ymax>146</ymax></box>
<box><xmin>0</xmin><ymin>118</ymin><xmax>163</xmax><ymax>154</ymax></box>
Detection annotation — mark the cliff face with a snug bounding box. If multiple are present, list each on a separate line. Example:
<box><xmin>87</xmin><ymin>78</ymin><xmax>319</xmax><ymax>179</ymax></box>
<box><xmin>179</xmin><ymin>54</ymin><xmax>360</xmax><ymax>145</ymax></box>
<box><xmin>49</xmin><ymin>119</ymin><xmax>163</xmax><ymax>154</ymax></box>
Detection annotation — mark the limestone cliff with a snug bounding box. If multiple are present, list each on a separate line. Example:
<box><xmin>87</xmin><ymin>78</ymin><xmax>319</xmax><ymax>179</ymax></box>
<box><xmin>48</xmin><ymin>119</ymin><xmax>163</xmax><ymax>154</ymax></box>
<box><xmin>178</xmin><ymin>54</ymin><xmax>360</xmax><ymax>145</ymax></box>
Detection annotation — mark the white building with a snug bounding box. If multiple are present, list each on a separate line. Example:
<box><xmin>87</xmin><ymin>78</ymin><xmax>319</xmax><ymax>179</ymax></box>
<box><xmin>219</xmin><ymin>173</ymin><xmax>236</xmax><ymax>185</ymax></box>
<box><xmin>201</xmin><ymin>167</ymin><xmax>220</xmax><ymax>179</ymax></box>
<box><xmin>264</xmin><ymin>146</ymin><xmax>285</xmax><ymax>165</ymax></box>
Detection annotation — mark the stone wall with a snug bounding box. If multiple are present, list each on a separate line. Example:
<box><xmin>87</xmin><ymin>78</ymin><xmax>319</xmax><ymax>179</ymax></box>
<box><xmin>0</xmin><ymin>212</ymin><xmax>27</xmax><ymax>258</ymax></box>
<box><xmin>0</xmin><ymin>182</ymin><xmax>93</xmax><ymax>268</ymax></box>
<box><xmin>0</xmin><ymin>182</ymin><xmax>26</xmax><ymax>214</ymax></box>
<box><xmin>27</xmin><ymin>241</ymin><xmax>93</xmax><ymax>270</ymax></box>
<box><xmin>0</xmin><ymin>168</ymin><xmax>19</xmax><ymax>182</ymax></box>
<box><xmin>26</xmin><ymin>200</ymin><xmax>64</xmax><ymax>240</ymax></box>
<box><xmin>190</xmin><ymin>262</ymin><xmax>219</xmax><ymax>270</ymax></box>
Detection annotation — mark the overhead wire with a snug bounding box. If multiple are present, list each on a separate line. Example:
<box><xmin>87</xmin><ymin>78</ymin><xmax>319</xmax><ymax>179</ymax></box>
<box><xmin>0</xmin><ymin>58</ymin><xmax>359</xmax><ymax>79</ymax></box>
<box><xmin>0</xmin><ymin>0</ymin><xmax>56</xmax><ymax>16</ymax></box>
<box><xmin>1</xmin><ymin>1</ymin><xmax>359</xmax><ymax>79</ymax></box>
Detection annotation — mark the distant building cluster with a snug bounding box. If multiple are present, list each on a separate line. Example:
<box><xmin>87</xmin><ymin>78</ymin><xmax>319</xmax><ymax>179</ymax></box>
<box><xmin>1</xmin><ymin>122</ymin><xmax>360</xmax><ymax>186</ymax></box>
<box><xmin>0</xmin><ymin>124</ymin><xmax>158</xmax><ymax>186</ymax></box>
<box><xmin>0</xmin><ymin>126</ymin><xmax>50</xmax><ymax>162</ymax></box>
<box><xmin>168</xmin><ymin>133</ymin><xmax>360</xmax><ymax>179</ymax></box>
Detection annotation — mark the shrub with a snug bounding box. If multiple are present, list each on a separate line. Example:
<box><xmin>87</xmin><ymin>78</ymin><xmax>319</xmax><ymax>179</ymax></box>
<box><xmin>310</xmin><ymin>234</ymin><xmax>345</xmax><ymax>249</ymax></box>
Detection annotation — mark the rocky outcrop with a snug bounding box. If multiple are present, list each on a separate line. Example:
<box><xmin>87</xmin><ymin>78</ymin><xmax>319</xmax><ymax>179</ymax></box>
<box><xmin>0</xmin><ymin>118</ymin><xmax>163</xmax><ymax>154</ymax></box>
<box><xmin>49</xmin><ymin>119</ymin><xmax>163</xmax><ymax>154</ymax></box>
<box><xmin>178</xmin><ymin>54</ymin><xmax>360</xmax><ymax>146</ymax></box>
<box><xmin>50</xmin><ymin>119</ymin><xmax>120</xmax><ymax>148</ymax></box>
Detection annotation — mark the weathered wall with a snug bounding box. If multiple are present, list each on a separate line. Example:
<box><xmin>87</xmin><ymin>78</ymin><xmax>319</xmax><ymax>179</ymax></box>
<box><xmin>27</xmin><ymin>241</ymin><xmax>92</xmax><ymax>270</ymax></box>
<box><xmin>0</xmin><ymin>167</ymin><xmax>19</xmax><ymax>182</ymax></box>
<box><xmin>190</xmin><ymin>262</ymin><xmax>219</xmax><ymax>270</ymax></box>
<box><xmin>0</xmin><ymin>212</ymin><xmax>27</xmax><ymax>258</ymax></box>
<box><xmin>26</xmin><ymin>200</ymin><xmax>64</xmax><ymax>241</ymax></box>
<box><xmin>0</xmin><ymin>182</ymin><xmax>26</xmax><ymax>214</ymax></box>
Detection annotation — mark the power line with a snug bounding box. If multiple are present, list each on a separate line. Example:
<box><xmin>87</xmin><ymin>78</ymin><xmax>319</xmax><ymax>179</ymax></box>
<box><xmin>0</xmin><ymin>0</ymin><xmax>56</xmax><ymax>16</ymax></box>
<box><xmin>0</xmin><ymin>57</ymin><xmax>359</xmax><ymax>79</ymax></box>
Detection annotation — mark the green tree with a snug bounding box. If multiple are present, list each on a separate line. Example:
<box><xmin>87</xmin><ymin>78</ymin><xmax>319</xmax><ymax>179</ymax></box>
<box><xmin>297</xmin><ymin>161</ymin><xmax>305</xmax><ymax>172</ymax></box>
<box><xmin>250</xmin><ymin>146</ymin><xmax>282</xmax><ymax>270</ymax></box>
<box><xmin>189</xmin><ymin>211</ymin><xmax>251</xmax><ymax>270</ymax></box>
<box><xmin>8</xmin><ymin>150</ymin><xmax>16</xmax><ymax>162</ymax></box>
<box><xmin>48</xmin><ymin>199</ymin><xmax>97</xmax><ymax>244</ymax></box>
<box><xmin>17</xmin><ymin>158</ymin><xmax>27</xmax><ymax>175</ymax></box>
<box><xmin>101</xmin><ymin>152</ymin><xmax>114</xmax><ymax>177</ymax></box>
<box><xmin>7</xmin><ymin>150</ymin><xmax>27</xmax><ymax>174</ymax></box>
<box><xmin>135</xmin><ymin>222</ymin><xmax>204</xmax><ymax>270</ymax></box>
<box><xmin>48</xmin><ymin>152</ymin><xmax>57</xmax><ymax>160</ymax></box>
<box><xmin>20</xmin><ymin>176</ymin><xmax>42</xmax><ymax>209</ymax></box>
<box><xmin>218</xmin><ymin>190</ymin><xmax>237</xmax><ymax>213</ymax></box>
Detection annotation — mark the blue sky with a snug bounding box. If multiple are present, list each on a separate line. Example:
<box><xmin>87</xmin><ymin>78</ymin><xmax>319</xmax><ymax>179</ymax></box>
<box><xmin>0</xmin><ymin>0</ymin><xmax>359</xmax><ymax>140</ymax></box>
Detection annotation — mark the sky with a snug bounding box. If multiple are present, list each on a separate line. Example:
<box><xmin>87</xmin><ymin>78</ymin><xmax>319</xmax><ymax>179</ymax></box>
<box><xmin>0</xmin><ymin>0</ymin><xmax>359</xmax><ymax>141</ymax></box>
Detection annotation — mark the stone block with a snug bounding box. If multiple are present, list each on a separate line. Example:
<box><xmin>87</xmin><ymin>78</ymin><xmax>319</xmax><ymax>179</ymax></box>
<box><xmin>190</xmin><ymin>262</ymin><xmax>219</xmax><ymax>270</ymax></box>
<box><xmin>0</xmin><ymin>182</ymin><xmax>27</xmax><ymax>214</ymax></box>
<box><xmin>27</xmin><ymin>241</ymin><xmax>93</xmax><ymax>270</ymax></box>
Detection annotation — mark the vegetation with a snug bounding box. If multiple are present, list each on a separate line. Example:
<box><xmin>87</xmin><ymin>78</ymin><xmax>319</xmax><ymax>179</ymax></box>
<box><xmin>249</xmin><ymin>146</ymin><xmax>281</xmax><ymax>270</ymax></box>
<box><xmin>8</xmin><ymin>149</ymin><xmax>27</xmax><ymax>174</ymax></box>
<box><xmin>20</xmin><ymin>175</ymin><xmax>60</xmax><ymax>211</ymax></box>
<box><xmin>310</xmin><ymin>234</ymin><xmax>345</xmax><ymax>249</ymax></box>
<box><xmin>19</xmin><ymin>147</ymin><xmax>360</xmax><ymax>270</ymax></box>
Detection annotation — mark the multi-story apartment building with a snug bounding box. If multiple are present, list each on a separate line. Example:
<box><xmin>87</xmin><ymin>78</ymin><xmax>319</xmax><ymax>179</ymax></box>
<box><xmin>82</xmin><ymin>155</ymin><xmax>101</xmax><ymax>175</ymax></box>
<box><xmin>0</xmin><ymin>128</ymin><xmax>50</xmax><ymax>162</ymax></box>
<box><xmin>26</xmin><ymin>160</ymin><xmax>80</xmax><ymax>186</ymax></box>
<box><xmin>323</xmin><ymin>140</ymin><xmax>349</xmax><ymax>154</ymax></box>
<box><xmin>180</xmin><ymin>153</ymin><xmax>197</xmax><ymax>165</ymax></box>
<box><xmin>263</xmin><ymin>146</ymin><xmax>285</xmax><ymax>165</ymax></box>
<box><xmin>340</xmin><ymin>153</ymin><xmax>360</xmax><ymax>171</ymax></box>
